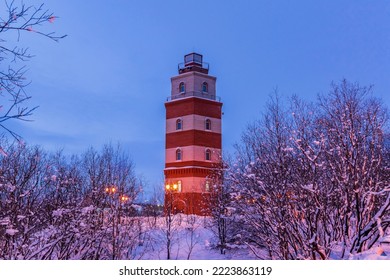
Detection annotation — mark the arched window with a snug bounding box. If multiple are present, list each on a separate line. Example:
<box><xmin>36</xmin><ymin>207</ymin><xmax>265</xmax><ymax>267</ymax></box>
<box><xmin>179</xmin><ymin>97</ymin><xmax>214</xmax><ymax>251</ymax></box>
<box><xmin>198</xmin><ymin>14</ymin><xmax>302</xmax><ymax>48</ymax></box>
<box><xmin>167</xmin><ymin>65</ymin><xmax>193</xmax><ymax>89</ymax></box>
<box><xmin>176</xmin><ymin>119</ymin><xmax>182</xmax><ymax>130</ymax></box>
<box><xmin>205</xmin><ymin>149</ymin><xmax>211</xmax><ymax>161</ymax></box>
<box><xmin>202</xmin><ymin>82</ymin><xmax>208</xmax><ymax>93</ymax></box>
<box><xmin>205</xmin><ymin>119</ymin><xmax>211</xmax><ymax>130</ymax></box>
<box><xmin>176</xmin><ymin>149</ymin><xmax>182</xmax><ymax>161</ymax></box>
<box><xmin>179</xmin><ymin>82</ymin><xmax>185</xmax><ymax>93</ymax></box>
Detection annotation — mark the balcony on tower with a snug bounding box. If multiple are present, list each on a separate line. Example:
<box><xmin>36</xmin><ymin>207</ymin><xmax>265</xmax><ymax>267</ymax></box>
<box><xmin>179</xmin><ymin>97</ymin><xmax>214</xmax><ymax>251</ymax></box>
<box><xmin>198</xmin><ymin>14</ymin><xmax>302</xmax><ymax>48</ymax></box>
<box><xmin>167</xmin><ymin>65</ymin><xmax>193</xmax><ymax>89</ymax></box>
<box><xmin>178</xmin><ymin>53</ymin><xmax>209</xmax><ymax>74</ymax></box>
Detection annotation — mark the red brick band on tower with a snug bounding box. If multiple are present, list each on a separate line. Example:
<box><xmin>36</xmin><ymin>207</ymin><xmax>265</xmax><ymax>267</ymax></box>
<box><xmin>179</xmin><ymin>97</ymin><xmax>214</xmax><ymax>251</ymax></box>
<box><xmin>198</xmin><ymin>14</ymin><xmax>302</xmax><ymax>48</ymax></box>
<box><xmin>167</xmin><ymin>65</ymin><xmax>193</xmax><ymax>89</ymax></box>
<box><xmin>166</xmin><ymin>97</ymin><xmax>222</xmax><ymax>119</ymax></box>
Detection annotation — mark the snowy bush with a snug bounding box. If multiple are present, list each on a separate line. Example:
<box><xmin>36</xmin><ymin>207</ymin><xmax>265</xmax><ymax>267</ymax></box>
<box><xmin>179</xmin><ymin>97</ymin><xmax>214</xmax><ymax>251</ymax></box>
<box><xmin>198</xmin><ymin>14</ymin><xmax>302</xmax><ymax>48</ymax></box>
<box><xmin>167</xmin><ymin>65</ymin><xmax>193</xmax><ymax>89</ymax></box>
<box><xmin>0</xmin><ymin>141</ymin><xmax>144</xmax><ymax>259</ymax></box>
<box><xmin>226</xmin><ymin>81</ymin><xmax>390</xmax><ymax>259</ymax></box>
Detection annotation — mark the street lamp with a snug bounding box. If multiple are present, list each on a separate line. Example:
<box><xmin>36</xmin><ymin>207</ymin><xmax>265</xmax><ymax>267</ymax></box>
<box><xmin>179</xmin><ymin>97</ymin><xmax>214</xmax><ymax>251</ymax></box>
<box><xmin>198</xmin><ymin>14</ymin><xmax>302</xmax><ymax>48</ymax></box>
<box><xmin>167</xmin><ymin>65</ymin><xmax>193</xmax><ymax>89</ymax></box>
<box><xmin>120</xmin><ymin>194</ymin><xmax>129</xmax><ymax>203</ymax></box>
<box><xmin>166</xmin><ymin>183</ymin><xmax>178</xmax><ymax>192</ymax></box>
<box><xmin>104</xmin><ymin>185</ymin><xmax>118</xmax><ymax>259</ymax></box>
<box><xmin>104</xmin><ymin>185</ymin><xmax>130</xmax><ymax>259</ymax></box>
<box><xmin>164</xmin><ymin>182</ymin><xmax>180</xmax><ymax>260</ymax></box>
<box><xmin>105</xmin><ymin>186</ymin><xmax>117</xmax><ymax>195</ymax></box>
<box><xmin>165</xmin><ymin>182</ymin><xmax>181</xmax><ymax>215</ymax></box>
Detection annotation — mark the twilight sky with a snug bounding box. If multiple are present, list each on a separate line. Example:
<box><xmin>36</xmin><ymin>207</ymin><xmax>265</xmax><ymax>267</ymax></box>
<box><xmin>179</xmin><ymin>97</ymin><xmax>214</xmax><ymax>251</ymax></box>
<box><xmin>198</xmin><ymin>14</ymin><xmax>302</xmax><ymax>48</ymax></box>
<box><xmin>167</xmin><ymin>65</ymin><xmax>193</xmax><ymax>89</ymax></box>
<box><xmin>6</xmin><ymin>0</ymin><xmax>390</xmax><ymax>197</ymax></box>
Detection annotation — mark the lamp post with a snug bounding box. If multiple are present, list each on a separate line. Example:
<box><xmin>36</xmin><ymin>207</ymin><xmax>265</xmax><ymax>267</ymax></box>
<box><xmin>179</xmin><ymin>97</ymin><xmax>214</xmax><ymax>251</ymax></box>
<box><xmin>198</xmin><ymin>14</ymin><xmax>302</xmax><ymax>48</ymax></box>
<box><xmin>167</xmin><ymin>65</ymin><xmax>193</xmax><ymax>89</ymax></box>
<box><xmin>119</xmin><ymin>194</ymin><xmax>129</xmax><ymax>225</ymax></box>
<box><xmin>105</xmin><ymin>186</ymin><xmax>117</xmax><ymax>259</ymax></box>
<box><xmin>164</xmin><ymin>182</ymin><xmax>179</xmax><ymax>260</ymax></box>
<box><xmin>165</xmin><ymin>183</ymin><xmax>178</xmax><ymax>214</ymax></box>
<box><xmin>104</xmin><ymin>186</ymin><xmax>129</xmax><ymax>259</ymax></box>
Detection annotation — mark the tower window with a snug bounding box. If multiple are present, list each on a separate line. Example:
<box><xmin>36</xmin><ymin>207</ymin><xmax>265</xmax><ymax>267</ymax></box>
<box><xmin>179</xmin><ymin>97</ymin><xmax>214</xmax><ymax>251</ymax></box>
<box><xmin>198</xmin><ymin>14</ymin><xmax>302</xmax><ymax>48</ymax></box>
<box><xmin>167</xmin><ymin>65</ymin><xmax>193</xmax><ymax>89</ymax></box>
<box><xmin>205</xmin><ymin>149</ymin><xmax>211</xmax><ymax>161</ymax></box>
<box><xmin>176</xmin><ymin>149</ymin><xmax>182</xmax><ymax>161</ymax></box>
<box><xmin>205</xmin><ymin>119</ymin><xmax>211</xmax><ymax>130</ymax></box>
<box><xmin>178</xmin><ymin>180</ymin><xmax>182</xmax><ymax>192</ymax></box>
<box><xmin>205</xmin><ymin>181</ymin><xmax>210</xmax><ymax>192</ymax></box>
<box><xmin>202</xmin><ymin>82</ymin><xmax>208</xmax><ymax>93</ymax></box>
<box><xmin>176</xmin><ymin>119</ymin><xmax>182</xmax><ymax>130</ymax></box>
<box><xmin>179</xmin><ymin>82</ymin><xmax>185</xmax><ymax>93</ymax></box>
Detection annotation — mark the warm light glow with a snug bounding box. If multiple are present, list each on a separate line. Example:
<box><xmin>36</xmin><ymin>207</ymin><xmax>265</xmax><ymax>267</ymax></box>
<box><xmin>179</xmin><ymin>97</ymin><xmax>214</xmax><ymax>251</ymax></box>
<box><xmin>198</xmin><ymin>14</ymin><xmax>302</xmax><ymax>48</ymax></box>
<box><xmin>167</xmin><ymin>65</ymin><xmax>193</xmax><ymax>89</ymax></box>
<box><xmin>105</xmin><ymin>186</ymin><xmax>117</xmax><ymax>194</ymax></box>
<box><xmin>166</xmin><ymin>183</ymin><xmax>180</xmax><ymax>192</ymax></box>
<box><xmin>120</xmin><ymin>195</ymin><xmax>129</xmax><ymax>202</ymax></box>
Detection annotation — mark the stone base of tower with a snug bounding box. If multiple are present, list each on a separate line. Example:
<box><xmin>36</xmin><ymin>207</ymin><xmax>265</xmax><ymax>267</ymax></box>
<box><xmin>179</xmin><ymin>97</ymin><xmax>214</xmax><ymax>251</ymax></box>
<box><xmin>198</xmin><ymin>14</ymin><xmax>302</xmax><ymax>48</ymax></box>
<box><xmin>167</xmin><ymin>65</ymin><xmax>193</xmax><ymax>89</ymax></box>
<box><xmin>164</xmin><ymin>192</ymin><xmax>211</xmax><ymax>216</ymax></box>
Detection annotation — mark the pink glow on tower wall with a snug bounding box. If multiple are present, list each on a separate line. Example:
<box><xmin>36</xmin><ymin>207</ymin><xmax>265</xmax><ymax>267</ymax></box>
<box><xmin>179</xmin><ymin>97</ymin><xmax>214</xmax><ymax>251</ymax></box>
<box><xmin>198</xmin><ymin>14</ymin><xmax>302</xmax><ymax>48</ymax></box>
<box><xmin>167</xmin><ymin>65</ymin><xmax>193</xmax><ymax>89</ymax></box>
<box><xmin>165</xmin><ymin>146</ymin><xmax>221</xmax><ymax>163</ymax></box>
<box><xmin>166</xmin><ymin>115</ymin><xmax>221</xmax><ymax>133</ymax></box>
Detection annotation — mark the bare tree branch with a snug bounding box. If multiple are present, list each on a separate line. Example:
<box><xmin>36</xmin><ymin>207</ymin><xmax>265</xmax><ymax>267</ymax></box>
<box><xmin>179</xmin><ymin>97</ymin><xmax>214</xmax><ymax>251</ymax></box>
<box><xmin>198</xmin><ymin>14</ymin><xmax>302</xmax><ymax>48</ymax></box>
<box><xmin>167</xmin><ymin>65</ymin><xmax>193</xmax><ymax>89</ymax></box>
<box><xmin>0</xmin><ymin>1</ymin><xmax>66</xmax><ymax>140</ymax></box>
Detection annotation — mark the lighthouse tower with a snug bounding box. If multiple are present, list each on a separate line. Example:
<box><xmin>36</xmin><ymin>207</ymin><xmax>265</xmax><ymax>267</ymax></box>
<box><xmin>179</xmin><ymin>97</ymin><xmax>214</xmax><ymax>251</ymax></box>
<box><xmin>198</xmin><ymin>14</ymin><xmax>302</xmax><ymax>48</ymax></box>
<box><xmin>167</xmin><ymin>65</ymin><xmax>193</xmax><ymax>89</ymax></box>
<box><xmin>164</xmin><ymin>53</ymin><xmax>222</xmax><ymax>216</ymax></box>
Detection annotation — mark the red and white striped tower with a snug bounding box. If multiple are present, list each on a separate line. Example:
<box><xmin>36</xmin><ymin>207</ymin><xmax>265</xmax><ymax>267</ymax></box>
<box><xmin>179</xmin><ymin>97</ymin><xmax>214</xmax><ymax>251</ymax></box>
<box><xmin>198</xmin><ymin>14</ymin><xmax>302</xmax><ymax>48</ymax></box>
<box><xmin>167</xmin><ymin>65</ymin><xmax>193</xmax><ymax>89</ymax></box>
<box><xmin>164</xmin><ymin>53</ymin><xmax>222</xmax><ymax>215</ymax></box>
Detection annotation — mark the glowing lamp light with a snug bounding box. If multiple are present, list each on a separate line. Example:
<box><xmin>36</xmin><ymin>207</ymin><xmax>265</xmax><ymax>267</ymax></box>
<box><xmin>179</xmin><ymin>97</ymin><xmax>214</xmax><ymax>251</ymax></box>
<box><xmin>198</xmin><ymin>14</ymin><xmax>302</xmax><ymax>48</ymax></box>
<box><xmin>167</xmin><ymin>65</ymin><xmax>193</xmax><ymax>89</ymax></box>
<box><xmin>165</xmin><ymin>183</ymin><xmax>179</xmax><ymax>192</ymax></box>
<box><xmin>120</xmin><ymin>195</ymin><xmax>129</xmax><ymax>202</ymax></box>
<box><xmin>105</xmin><ymin>186</ymin><xmax>117</xmax><ymax>194</ymax></box>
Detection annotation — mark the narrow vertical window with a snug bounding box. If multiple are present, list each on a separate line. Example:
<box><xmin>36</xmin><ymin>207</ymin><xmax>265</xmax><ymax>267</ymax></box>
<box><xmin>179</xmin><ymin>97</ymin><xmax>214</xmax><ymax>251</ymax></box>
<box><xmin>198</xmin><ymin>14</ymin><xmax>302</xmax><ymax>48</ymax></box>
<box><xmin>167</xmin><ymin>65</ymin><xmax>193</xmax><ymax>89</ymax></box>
<box><xmin>202</xmin><ymin>82</ymin><xmax>208</xmax><ymax>93</ymax></box>
<box><xmin>178</xmin><ymin>180</ymin><xmax>182</xmax><ymax>192</ymax></box>
<box><xmin>205</xmin><ymin>149</ymin><xmax>211</xmax><ymax>161</ymax></box>
<box><xmin>205</xmin><ymin>181</ymin><xmax>210</xmax><ymax>192</ymax></box>
<box><xmin>176</xmin><ymin>149</ymin><xmax>182</xmax><ymax>160</ymax></box>
<box><xmin>179</xmin><ymin>82</ymin><xmax>185</xmax><ymax>93</ymax></box>
<box><xmin>205</xmin><ymin>119</ymin><xmax>211</xmax><ymax>130</ymax></box>
<box><xmin>176</xmin><ymin>119</ymin><xmax>182</xmax><ymax>130</ymax></box>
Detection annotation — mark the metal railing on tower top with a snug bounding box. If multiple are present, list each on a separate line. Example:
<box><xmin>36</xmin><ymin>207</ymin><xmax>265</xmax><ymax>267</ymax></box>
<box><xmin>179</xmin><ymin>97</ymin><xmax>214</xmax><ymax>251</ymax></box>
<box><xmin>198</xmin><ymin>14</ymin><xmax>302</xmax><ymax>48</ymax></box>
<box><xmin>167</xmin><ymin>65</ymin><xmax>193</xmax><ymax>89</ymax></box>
<box><xmin>166</xmin><ymin>91</ymin><xmax>221</xmax><ymax>102</ymax></box>
<box><xmin>178</xmin><ymin>62</ymin><xmax>209</xmax><ymax>74</ymax></box>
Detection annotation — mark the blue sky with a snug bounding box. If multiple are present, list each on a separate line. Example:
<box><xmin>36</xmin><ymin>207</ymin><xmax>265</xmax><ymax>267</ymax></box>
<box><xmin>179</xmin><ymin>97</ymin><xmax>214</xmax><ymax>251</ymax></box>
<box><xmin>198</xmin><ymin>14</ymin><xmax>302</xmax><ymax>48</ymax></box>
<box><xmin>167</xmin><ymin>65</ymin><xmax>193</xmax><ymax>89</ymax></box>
<box><xmin>6</xmin><ymin>0</ymin><xmax>390</xmax><ymax>196</ymax></box>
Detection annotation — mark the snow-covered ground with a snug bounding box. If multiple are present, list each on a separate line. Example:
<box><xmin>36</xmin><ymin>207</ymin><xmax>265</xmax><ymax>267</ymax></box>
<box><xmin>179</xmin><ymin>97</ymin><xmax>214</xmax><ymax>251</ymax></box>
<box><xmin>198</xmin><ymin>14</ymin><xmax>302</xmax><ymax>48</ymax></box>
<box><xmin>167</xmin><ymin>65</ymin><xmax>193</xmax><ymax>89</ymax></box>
<box><xmin>348</xmin><ymin>246</ymin><xmax>389</xmax><ymax>260</ymax></box>
<box><xmin>347</xmin><ymin>240</ymin><xmax>390</xmax><ymax>260</ymax></box>
<box><xmin>125</xmin><ymin>214</ymin><xmax>390</xmax><ymax>260</ymax></box>
<box><xmin>2</xmin><ymin>211</ymin><xmax>389</xmax><ymax>260</ymax></box>
<box><xmin>128</xmin><ymin>214</ymin><xmax>257</xmax><ymax>260</ymax></box>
